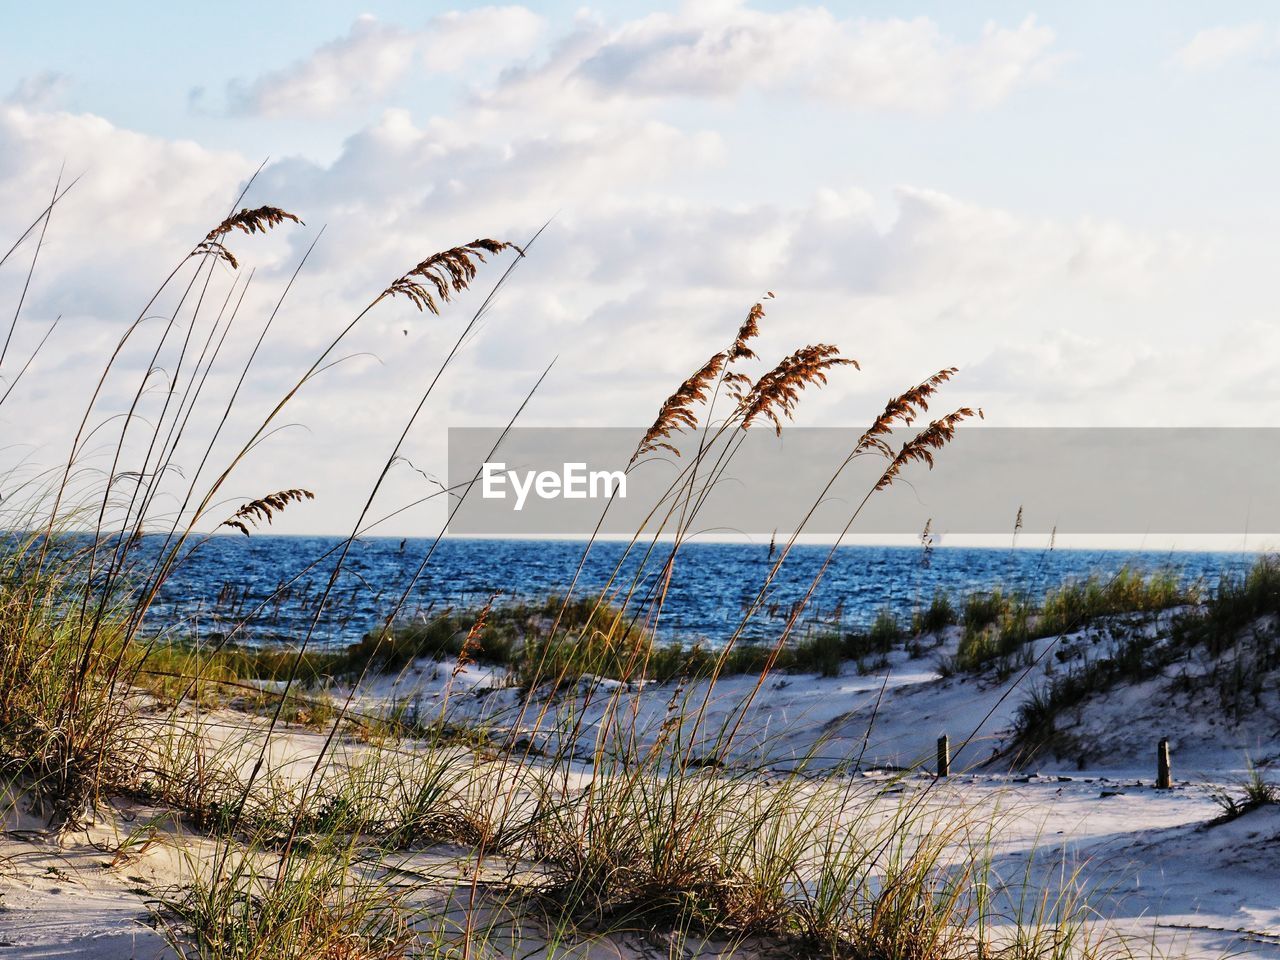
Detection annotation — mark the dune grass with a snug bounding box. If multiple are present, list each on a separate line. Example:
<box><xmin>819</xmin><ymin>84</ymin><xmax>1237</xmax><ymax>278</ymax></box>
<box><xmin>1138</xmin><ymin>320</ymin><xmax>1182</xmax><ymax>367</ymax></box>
<box><xmin>130</xmin><ymin>708</ymin><xmax>1139</xmax><ymax>959</ymax></box>
<box><xmin>0</xmin><ymin>537</ymin><xmax>151</xmax><ymax>823</ymax></box>
<box><xmin>1038</xmin><ymin>568</ymin><xmax>1192</xmax><ymax>636</ymax></box>
<box><xmin>1010</xmin><ymin>555</ymin><xmax>1279</xmax><ymax>762</ymax></box>
<box><xmin>932</xmin><ymin>568</ymin><xmax>1198</xmax><ymax>680</ymax></box>
<box><xmin>129</xmin><ymin>593</ymin><xmax>910</xmax><ymax>701</ymax></box>
<box><xmin>159</xmin><ymin>835</ymin><xmax>416</xmax><ymax>960</ymax></box>
<box><xmin>123</xmin><ymin>564</ymin><xmax>1209</xmax><ymax>706</ymax></box>
<box><xmin>1209</xmin><ymin>761</ymin><xmax>1280</xmax><ymax>823</ymax></box>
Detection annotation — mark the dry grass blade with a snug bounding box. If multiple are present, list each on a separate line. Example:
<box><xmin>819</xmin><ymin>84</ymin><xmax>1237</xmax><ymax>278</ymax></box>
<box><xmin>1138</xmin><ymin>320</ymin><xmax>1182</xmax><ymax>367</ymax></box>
<box><xmin>728</xmin><ymin>302</ymin><xmax>764</xmax><ymax>362</ymax></box>
<box><xmin>192</xmin><ymin>206</ymin><xmax>304</xmax><ymax>269</ymax></box>
<box><xmin>635</xmin><ymin>352</ymin><xmax>726</xmax><ymax>460</ymax></box>
<box><xmin>205</xmin><ymin>206</ymin><xmax>304</xmax><ymax>241</ymax></box>
<box><xmin>634</xmin><ymin>297</ymin><xmax>779</xmax><ymax>460</ymax></box>
<box><xmin>854</xmin><ymin>367</ymin><xmax>958</xmax><ymax>458</ymax></box>
<box><xmin>875</xmin><ymin>408</ymin><xmax>982</xmax><ymax>490</ymax></box>
<box><xmin>222</xmin><ymin>488</ymin><xmax>315</xmax><ymax>536</ymax></box>
<box><xmin>724</xmin><ymin>300</ymin><xmax>768</xmax><ymax>402</ymax></box>
<box><xmin>381</xmin><ymin>239</ymin><xmax>515</xmax><ymax>314</ymax></box>
<box><xmin>741</xmin><ymin>344</ymin><xmax>855</xmax><ymax>435</ymax></box>
<box><xmin>454</xmin><ymin>593</ymin><xmax>496</xmax><ymax>676</ymax></box>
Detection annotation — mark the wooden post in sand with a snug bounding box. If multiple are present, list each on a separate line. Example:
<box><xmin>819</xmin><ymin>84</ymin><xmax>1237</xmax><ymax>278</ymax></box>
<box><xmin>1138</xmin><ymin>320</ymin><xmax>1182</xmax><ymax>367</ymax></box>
<box><xmin>937</xmin><ymin>734</ymin><xmax>950</xmax><ymax>778</ymax></box>
<box><xmin>1156</xmin><ymin>738</ymin><xmax>1171</xmax><ymax>789</ymax></box>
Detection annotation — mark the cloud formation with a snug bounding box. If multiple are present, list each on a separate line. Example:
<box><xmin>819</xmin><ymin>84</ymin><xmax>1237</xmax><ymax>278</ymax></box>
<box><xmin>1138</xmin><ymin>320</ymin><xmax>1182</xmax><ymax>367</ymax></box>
<box><xmin>217</xmin><ymin>8</ymin><xmax>544</xmax><ymax>116</ymax></box>
<box><xmin>2</xmin><ymin>4</ymin><xmax>1270</xmax><ymax>534</ymax></box>
<box><xmin>1172</xmin><ymin>23</ymin><xmax>1272</xmax><ymax>72</ymax></box>
<box><xmin>491</xmin><ymin>4</ymin><xmax>1060</xmax><ymax>111</ymax></box>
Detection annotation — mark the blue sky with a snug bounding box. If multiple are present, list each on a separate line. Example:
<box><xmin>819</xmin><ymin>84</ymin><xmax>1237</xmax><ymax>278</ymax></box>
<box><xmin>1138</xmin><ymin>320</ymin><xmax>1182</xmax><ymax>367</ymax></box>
<box><xmin>2</xmin><ymin>3</ymin><xmax>1279</xmax><ymax>537</ymax></box>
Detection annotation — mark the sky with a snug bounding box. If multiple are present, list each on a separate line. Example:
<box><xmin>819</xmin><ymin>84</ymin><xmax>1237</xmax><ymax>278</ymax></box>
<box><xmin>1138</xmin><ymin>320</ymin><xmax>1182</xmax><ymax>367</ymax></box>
<box><xmin>2</xmin><ymin>2</ymin><xmax>1279</xmax><ymax>538</ymax></box>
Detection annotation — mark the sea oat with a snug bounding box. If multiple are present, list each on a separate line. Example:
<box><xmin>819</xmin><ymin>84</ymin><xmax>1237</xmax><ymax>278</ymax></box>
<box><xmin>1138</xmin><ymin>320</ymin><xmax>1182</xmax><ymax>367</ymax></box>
<box><xmin>221</xmin><ymin>488</ymin><xmax>315</xmax><ymax>536</ymax></box>
<box><xmin>728</xmin><ymin>302</ymin><xmax>764</xmax><ymax>362</ymax></box>
<box><xmin>453</xmin><ymin>594</ymin><xmax>496</xmax><ymax>677</ymax></box>
<box><xmin>740</xmin><ymin>344</ymin><xmax>855</xmax><ymax>435</ymax></box>
<box><xmin>875</xmin><ymin>408</ymin><xmax>982</xmax><ymax>491</ymax></box>
<box><xmin>920</xmin><ymin>518</ymin><xmax>935</xmax><ymax>569</ymax></box>
<box><xmin>193</xmin><ymin>206</ymin><xmax>303</xmax><ymax>269</ymax></box>
<box><xmin>634</xmin><ymin>298</ymin><xmax>793</xmax><ymax>459</ymax></box>
<box><xmin>381</xmin><ymin>239</ymin><xmax>516</xmax><ymax>315</ymax></box>
<box><xmin>634</xmin><ymin>352</ymin><xmax>727</xmax><ymax>460</ymax></box>
<box><xmin>723</xmin><ymin>301</ymin><xmax>767</xmax><ymax>403</ymax></box>
<box><xmin>205</xmin><ymin>206</ymin><xmax>303</xmax><ymax>240</ymax></box>
<box><xmin>855</xmin><ymin>367</ymin><xmax>958</xmax><ymax>458</ymax></box>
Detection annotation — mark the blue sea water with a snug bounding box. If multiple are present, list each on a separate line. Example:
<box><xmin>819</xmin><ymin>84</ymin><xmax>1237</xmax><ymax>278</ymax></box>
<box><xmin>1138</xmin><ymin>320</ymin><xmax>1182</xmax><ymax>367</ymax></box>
<box><xmin>139</xmin><ymin>536</ymin><xmax>1259</xmax><ymax>648</ymax></box>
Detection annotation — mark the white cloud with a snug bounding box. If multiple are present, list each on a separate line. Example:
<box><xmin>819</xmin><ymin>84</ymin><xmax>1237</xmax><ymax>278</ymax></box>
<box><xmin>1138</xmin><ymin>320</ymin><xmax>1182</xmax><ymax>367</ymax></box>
<box><xmin>489</xmin><ymin>3</ymin><xmax>1060</xmax><ymax>112</ymax></box>
<box><xmin>1172</xmin><ymin>23</ymin><xmax>1272</xmax><ymax>72</ymax></box>
<box><xmin>218</xmin><ymin>8</ymin><xmax>544</xmax><ymax>117</ymax></box>
<box><xmin>0</xmin><ymin>104</ymin><xmax>254</xmax><ymax>316</ymax></box>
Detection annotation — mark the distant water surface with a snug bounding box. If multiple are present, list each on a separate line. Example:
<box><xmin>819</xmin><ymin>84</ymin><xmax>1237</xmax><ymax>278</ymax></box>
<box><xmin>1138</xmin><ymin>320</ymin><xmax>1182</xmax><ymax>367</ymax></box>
<box><xmin>135</xmin><ymin>536</ymin><xmax>1258</xmax><ymax>648</ymax></box>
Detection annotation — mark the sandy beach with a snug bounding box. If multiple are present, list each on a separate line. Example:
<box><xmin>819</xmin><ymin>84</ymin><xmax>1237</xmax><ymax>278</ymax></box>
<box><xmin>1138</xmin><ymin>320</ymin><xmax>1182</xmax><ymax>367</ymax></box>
<box><xmin>5</xmin><ymin>604</ymin><xmax>1278</xmax><ymax>959</ymax></box>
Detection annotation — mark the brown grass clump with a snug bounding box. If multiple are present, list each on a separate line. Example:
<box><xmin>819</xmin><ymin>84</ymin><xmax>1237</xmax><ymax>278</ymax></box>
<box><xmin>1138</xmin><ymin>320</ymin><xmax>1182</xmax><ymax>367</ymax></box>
<box><xmin>875</xmin><ymin>408</ymin><xmax>982</xmax><ymax>491</ymax></box>
<box><xmin>222</xmin><ymin>488</ymin><xmax>315</xmax><ymax>536</ymax></box>
<box><xmin>740</xmin><ymin>343</ymin><xmax>855</xmax><ymax>434</ymax></box>
<box><xmin>454</xmin><ymin>594</ymin><xmax>495</xmax><ymax>674</ymax></box>
<box><xmin>855</xmin><ymin>367</ymin><xmax>958</xmax><ymax>457</ymax></box>
<box><xmin>380</xmin><ymin>238</ymin><xmax>515</xmax><ymax>314</ymax></box>
<box><xmin>728</xmin><ymin>300</ymin><xmax>764</xmax><ymax>362</ymax></box>
<box><xmin>193</xmin><ymin>206</ymin><xmax>304</xmax><ymax>268</ymax></box>
<box><xmin>635</xmin><ymin>352</ymin><xmax>727</xmax><ymax>459</ymax></box>
<box><xmin>634</xmin><ymin>297</ymin><xmax>776</xmax><ymax>460</ymax></box>
<box><xmin>724</xmin><ymin>299</ymin><xmax>768</xmax><ymax>402</ymax></box>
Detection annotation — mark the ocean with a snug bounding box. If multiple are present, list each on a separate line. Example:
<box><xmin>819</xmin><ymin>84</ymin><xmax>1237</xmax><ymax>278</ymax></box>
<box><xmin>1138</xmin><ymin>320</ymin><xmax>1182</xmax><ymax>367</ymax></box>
<box><xmin>137</xmin><ymin>536</ymin><xmax>1258</xmax><ymax>648</ymax></box>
